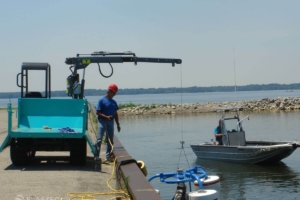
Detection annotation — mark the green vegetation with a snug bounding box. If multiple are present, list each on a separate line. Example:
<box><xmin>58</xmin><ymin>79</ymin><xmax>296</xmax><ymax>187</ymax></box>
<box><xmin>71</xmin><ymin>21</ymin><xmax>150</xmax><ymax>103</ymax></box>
<box><xmin>1</xmin><ymin>83</ymin><xmax>300</xmax><ymax>98</ymax></box>
<box><xmin>150</xmin><ymin>103</ymin><xmax>156</xmax><ymax>108</ymax></box>
<box><xmin>118</xmin><ymin>102</ymin><xmax>138</xmax><ymax>109</ymax></box>
<box><xmin>124</xmin><ymin>175</ymin><xmax>130</xmax><ymax>194</ymax></box>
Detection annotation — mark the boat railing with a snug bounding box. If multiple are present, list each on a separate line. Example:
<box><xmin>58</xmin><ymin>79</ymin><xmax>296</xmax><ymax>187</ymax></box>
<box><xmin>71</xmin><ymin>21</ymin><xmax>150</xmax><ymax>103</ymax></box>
<box><xmin>236</xmin><ymin>115</ymin><xmax>249</xmax><ymax>131</ymax></box>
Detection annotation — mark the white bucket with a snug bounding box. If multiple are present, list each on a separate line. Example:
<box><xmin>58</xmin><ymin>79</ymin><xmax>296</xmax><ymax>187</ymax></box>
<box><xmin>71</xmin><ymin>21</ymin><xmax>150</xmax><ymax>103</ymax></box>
<box><xmin>188</xmin><ymin>189</ymin><xmax>218</xmax><ymax>200</ymax></box>
<box><xmin>194</xmin><ymin>175</ymin><xmax>220</xmax><ymax>191</ymax></box>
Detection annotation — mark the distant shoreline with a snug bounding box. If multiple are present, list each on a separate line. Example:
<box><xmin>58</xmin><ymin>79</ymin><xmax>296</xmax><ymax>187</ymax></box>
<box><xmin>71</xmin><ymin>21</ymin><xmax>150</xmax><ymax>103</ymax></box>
<box><xmin>1</xmin><ymin>83</ymin><xmax>300</xmax><ymax>98</ymax></box>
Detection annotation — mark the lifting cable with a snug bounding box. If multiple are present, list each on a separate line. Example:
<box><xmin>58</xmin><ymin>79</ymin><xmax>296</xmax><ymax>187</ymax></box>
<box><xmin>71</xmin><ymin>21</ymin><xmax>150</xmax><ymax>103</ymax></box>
<box><xmin>176</xmin><ymin>63</ymin><xmax>190</xmax><ymax>170</ymax></box>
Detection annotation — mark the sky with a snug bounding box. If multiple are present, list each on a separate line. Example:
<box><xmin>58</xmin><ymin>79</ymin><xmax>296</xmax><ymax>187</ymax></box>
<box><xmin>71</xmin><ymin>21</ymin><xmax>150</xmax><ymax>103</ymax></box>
<box><xmin>0</xmin><ymin>0</ymin><xmax>299</xmax><ymax>93</ymax></box>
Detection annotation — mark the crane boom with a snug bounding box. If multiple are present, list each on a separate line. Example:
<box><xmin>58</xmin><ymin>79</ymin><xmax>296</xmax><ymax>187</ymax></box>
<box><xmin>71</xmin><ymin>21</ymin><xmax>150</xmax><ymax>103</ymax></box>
<box><xmin>65</xmin><ymin>51</ymin><xmax>182</xmax><ymax>72</ymax></box>
<box><xmin>65</xmin><ymin>51</ymin><xmax>182</xmax><ymax>98</ymax></box>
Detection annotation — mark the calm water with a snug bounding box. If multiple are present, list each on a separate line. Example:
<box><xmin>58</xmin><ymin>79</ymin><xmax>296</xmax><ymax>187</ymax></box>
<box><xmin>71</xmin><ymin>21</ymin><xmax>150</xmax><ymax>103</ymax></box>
<box><xmin>1</xmin><ymin>91</ymin><xmax>300</xmax><ymax>199</ymax></box>
<box><xmin>116</xmin><ymin>111</ymin><xmax>300</xmax><ymax>200</ymax></box>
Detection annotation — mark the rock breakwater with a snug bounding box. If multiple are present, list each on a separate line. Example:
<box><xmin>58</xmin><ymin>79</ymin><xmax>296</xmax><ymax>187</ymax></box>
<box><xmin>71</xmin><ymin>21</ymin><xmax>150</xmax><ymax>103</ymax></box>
<box><xmin>118</xmin><ymin>97</ymin><xmax>300</xmax><ymax>116</ymax></box>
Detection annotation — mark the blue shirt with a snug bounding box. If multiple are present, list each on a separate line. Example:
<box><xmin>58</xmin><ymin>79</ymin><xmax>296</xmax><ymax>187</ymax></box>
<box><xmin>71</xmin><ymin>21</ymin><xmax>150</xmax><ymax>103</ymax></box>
<box><xmin>96</xmin><ymin>97</ymin><xmax>119</xmax><ymax>118</ymax></box>
<box><xmin>214</xmin><ymin>126</ymin><xmax>223</xmax><ymax>144</ymax></box>
<box><xmin>214</xmin><ymin>126</ymin><xmax>222</xmax><ymax>134</ymax></box>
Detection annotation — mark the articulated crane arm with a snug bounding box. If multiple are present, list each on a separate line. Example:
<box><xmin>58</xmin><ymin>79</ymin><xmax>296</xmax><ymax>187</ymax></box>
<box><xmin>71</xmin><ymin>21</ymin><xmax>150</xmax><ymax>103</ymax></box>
<box><xmin>65</xmin><ymin>51</ymin><xmax>182</xmax><ymax>99</ymax></box>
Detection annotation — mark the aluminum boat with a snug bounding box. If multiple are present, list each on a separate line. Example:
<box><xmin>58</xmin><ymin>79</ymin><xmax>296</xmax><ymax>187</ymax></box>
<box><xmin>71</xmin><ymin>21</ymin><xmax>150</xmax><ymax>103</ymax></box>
<box><xmin>191</xmin><ymin>108</ymin><xmax>300</xmax><ymax>164</ymax></box>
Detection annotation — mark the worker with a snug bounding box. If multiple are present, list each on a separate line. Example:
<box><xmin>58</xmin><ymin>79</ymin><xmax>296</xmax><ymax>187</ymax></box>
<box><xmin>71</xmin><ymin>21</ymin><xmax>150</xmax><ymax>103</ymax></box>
<box><xmin>214</xmin><ymin>119</ymin><xmax>223</xmax><ymax>145</ymax></box>
<box><xmin>95</xmin><ymin>84</ymin><xmax>121</xmax><ymax>162</ymax></box>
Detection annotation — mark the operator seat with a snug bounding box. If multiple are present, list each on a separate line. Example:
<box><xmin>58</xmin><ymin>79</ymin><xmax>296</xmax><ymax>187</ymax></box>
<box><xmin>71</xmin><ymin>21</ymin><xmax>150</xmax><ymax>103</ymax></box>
<box><xmin>25</xmin><ymin>92</ymin><xmax>43</xmax><ymax>98</ymax></box>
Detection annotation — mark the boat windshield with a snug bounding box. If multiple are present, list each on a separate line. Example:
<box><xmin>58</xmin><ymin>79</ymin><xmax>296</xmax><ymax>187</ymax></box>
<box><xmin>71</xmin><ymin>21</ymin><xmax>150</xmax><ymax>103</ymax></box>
<box><xmin>224</xmin><ymin>118</ymin><xmax>240</xmax><ymax>132</ymax></box>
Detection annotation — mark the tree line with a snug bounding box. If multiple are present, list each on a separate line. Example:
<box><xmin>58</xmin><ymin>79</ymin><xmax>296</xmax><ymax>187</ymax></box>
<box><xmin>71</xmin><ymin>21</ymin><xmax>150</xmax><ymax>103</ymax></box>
<box><xmin>1</xmin><ymin>83</ymin><xmax>299</xmax><ymax>98</ymax></box>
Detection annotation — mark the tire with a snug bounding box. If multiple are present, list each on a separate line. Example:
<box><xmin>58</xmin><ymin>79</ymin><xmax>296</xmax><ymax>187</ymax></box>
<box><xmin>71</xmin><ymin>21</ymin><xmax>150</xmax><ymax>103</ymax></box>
<box><xmin>70</xmin><ymin>138</ymin><xmax>87</xmax><ymax>166</ymax></box>
<box><xmin>10</xmin><ymin>143</ymin><xmax>31</xmax><ymax>166</ymax></box>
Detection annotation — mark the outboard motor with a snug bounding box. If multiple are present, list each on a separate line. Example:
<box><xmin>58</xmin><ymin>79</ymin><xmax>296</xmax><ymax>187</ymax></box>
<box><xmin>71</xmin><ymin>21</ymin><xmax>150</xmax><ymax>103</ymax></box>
<box><xmin>172</xmin><ymin>183</ymin><xmax>187</xmax><ymax>200</ymax></box>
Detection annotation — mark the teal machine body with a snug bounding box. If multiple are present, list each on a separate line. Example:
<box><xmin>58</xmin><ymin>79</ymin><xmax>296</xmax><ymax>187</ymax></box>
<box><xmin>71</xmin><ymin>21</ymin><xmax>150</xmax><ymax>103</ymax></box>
<box><xmin>1</xmin><ymin>98</ymin><xmax>96</xmax><ymax>165</ymax></box>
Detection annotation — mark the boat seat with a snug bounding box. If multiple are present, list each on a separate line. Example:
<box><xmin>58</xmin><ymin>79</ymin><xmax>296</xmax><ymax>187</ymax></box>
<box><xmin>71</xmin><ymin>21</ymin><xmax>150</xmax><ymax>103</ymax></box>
<box><xmin>227</xmin><ymin>131</ymin><xmax>246</xmax><ymax>146</ymax></box>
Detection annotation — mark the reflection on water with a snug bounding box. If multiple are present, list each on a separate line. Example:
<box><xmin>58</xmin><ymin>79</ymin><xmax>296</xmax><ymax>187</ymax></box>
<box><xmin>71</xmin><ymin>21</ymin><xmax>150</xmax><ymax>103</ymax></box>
<box><xmin>117</xmin><ymin>111</ymin><xmax>300</xmax><ymax>200</ymax></box>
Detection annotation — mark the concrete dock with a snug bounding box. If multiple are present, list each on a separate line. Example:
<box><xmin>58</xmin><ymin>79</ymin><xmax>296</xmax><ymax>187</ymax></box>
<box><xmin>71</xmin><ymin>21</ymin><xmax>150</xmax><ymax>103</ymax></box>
<box><xmin>0</xmin><ymin>109</ymin><xmax>118</xmax><ymax>200</ymax></box>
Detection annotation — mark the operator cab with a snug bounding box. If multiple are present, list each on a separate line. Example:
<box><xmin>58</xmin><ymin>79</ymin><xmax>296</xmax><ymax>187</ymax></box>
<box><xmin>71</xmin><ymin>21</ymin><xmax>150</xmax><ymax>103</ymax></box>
<box><xmin>17</xmin><ymin>63</ymin><xmax>51</xmax><ymax>98</ymax></box>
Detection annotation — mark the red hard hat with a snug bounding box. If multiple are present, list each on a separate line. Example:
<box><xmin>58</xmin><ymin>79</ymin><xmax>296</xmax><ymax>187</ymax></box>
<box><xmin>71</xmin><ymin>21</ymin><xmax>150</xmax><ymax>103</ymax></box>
<box><xmin>108</xmin><ymin>84</ymin><xmax>118</xmax><ymax>94</ymax></box>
